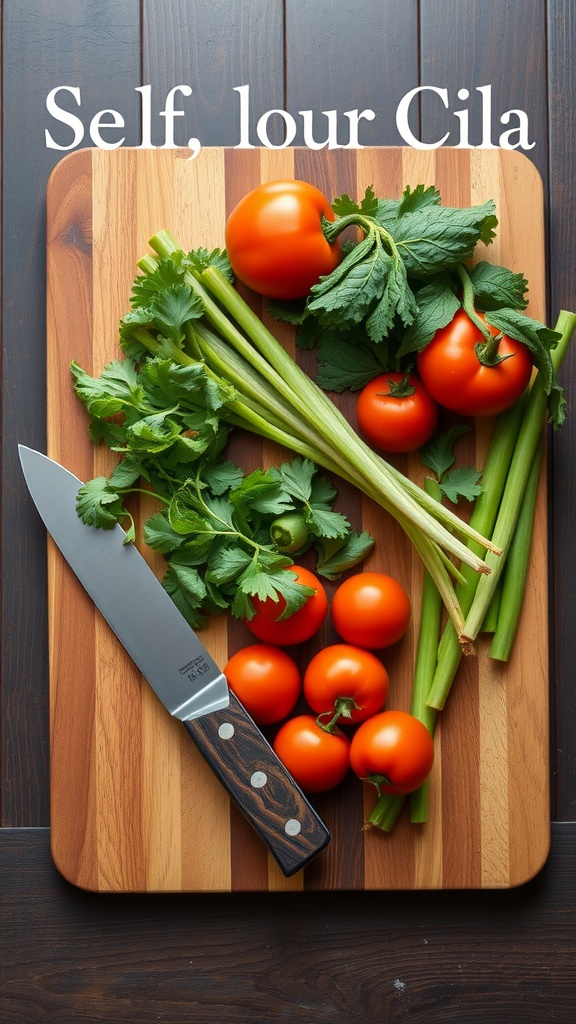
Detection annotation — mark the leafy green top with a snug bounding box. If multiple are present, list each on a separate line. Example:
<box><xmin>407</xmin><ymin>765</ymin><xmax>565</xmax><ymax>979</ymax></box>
<box><xmin>270</xmin><ymin>183</ymin><xmax>564</xmax><ymax>425</ymax></box>
<box><xmin>73</xmin><ymin>329</ymin><xmax>373</xmax><ymax>626</ymax></box>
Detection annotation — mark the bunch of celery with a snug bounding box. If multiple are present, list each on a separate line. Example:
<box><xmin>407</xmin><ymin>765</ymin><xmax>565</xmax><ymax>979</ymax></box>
<box><xmin>368</xmin><ymin>308</ymin><xmax>576</xmax><ymax>831</ymax></box>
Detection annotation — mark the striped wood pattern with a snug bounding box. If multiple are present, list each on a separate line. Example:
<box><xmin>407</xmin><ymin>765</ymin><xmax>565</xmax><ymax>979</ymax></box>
<box><xmin>46</xmin><ymin>146</ymin><xmax>549</xmax><ymax>891</ymax></box>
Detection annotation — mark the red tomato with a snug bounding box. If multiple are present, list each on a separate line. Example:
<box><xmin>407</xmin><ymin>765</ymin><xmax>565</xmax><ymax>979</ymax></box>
<box><xmin>417</xmin><ymin>308</ymin><xmax>533</xmax><ymax>417</ymax></box>
<box><xmin>224</xmin><ymin>644</ymin><xmax>301</xmax><ymax>726</ymax></box>
<box><xmin>350</xmin><ymin>710</ymin><xmax>434</xmax><ymax>795</ymax></box>
<box><xmin>331</xmin><ymin>572</ymin><xmax>411</xmax><ymax>650</ymax></box>
<box><xmin>273</xmin><ymin>714</ymin><xmax>351</xmax><ymax>793</ymax></box>
<box><xmin>225</xmin><ymin>179</ymin><xmax>341</xmax><ymax>300</ymax></box>
<box><xmin>303</xmin><ymin>644</ymin><xmax>389</xmax><ymax>725</ymax></box>
<box><xmin>244</xmin><ymin>565</ymin><xmax>328</xmax><ymax>646</ymax></box>
<box><xmin>356</xmin><ymin>372</ymin><xmax>438</xmax><ymax>453</ymax></box>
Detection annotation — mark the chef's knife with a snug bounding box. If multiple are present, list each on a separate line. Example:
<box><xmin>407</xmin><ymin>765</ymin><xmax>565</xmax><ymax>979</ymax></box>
<box><xmin>19</xmin><ymin>445</ymin><xmax>330</xmax><ymax>877</ymax></box>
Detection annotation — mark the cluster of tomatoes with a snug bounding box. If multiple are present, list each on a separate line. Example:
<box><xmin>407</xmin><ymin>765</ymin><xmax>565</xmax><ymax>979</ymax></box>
<box><xmin>357</xmin><ymin>310</ymin><xmax>533</xmax><ymax>455</ymax></box>
<box><xmin>224</xmin><ymin>566</ymin><xmax>434</xmax><ymax>797</ymax></box>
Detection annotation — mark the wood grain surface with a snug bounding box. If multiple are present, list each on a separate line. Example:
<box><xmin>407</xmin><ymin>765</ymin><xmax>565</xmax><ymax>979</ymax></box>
<box><xmin>45</xmin><ymin>146</ymin><xmax>549</xmax><ymax>892</ymax></box>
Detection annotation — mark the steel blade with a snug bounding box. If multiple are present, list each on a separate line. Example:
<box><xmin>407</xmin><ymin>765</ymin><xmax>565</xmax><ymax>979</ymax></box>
<box><xmin>18</xmin><ymin>445</ymin><xmax>230</xmax><ymax>721</ymax></box>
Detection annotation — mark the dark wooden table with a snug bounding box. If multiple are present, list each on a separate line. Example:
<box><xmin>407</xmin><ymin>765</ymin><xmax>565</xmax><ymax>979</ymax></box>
<box><xmin>2</xmin><ymin>2</ymin><xmax>575</xmax><ymax>1020</ymax></box>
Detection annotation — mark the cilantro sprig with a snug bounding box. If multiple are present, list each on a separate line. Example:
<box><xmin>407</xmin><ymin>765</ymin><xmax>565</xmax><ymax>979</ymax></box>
<box><xmin>73</xmin><ymin>411</ymin><xmax>373</xmax><ymax>627</ymax></box>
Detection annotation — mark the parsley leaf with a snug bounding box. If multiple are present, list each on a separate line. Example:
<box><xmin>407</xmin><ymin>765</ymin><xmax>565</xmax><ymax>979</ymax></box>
<box><xmin>71</xmin><ymin>359</ymin><xmax>144</xmax><ymax>418</ymax></box>
<box><xmin>200</xmin><ymin>459</ymin><xmax>244</xmax><ymax>495</ymax></box>
<box><xmin>183</xmin><ymin>247</ymin><xmax>233</xmax><ymax>280</ymax></box>
<box><xmin>75</xmin><ymin>477</ymin><xmax>128</xmax><ymax>530</ymax></box>
<box><xmin>144</xmin><ymin>513</ymin><xmax>186</xmax><ymax>554</ymax></box>
<box><xmin>306</xmin><ymin>506</ymin><xmax>350</xmax><ymax>539</ymax></box>
<box><xmin>420</xmin><ymin>425</ymin><xmax>473</xmax><ymax>480</ymax></box>
<box><xmin>233</xmin><ymin>562</ymin><xmax>314</xmax><ymax>621</ymax></box>
<box><xmin>331</xmin><ymin>185</ymin><xmax>379</xmax><ymax>218</ymax></box>
<box><xmin>276</xmin><ymin>457</ymin><xmax>317</xmax><ymax>503</ymax></box>
<box><xmin>439</xmin><ymin>467</ymin><xmax>483</xmax><ymax>505</ymax></box>
<box><xmin>162</xmin><ymin>561</ymin><xmax>209</xmax><ymax>629</ymax></box>
<box><xmin>204</xmin><ymin>545</ymin><xmax>253</xmax><ymax>587</ymax></box>
<box><xmin>420</xmin><ymin>426</ymin><xmax>482</xmax><ymax>505</ymax></box>
<box><xmin>147</xmin><ymin>284</ymin><xmax>204</xmax><ymax>345</ymax></box>
<box><xmin>129</xmin><ymin>252</ymin><xmax>187</xmax><ymax>306</ymax></box>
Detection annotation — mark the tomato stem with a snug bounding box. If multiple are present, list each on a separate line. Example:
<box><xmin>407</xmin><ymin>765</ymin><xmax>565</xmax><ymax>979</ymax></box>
<box><xmin>364</xmin><ymin>773</ymin><xmax>394</xmax><ymax>796</ymax></box>
<box><xmin>455</xmin><ymin>262</ymin><xmax>509</xmax><ymax>362</ymax></box>
<box><xmin>377</xmin><ymin>375</ymin><xmax>415</xmax><ymax>399</ymax></box>
<box><xmin>317</xmin><ymin>697</ymin><xmax>359</xmax><ymax>732</ymax></box>
<box><xmin>474</xmin><ymin>338</ymin><xmax>514</xmax><ymax>367</ymax></box>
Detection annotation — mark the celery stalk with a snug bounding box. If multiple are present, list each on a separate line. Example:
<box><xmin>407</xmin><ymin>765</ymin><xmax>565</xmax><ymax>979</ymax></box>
<box><xmin>367</xmin><ymin>793</ymin><xmax>406</xmax><ymax>832</ymax></box>
<box><xmin>367</xmin><ymin>479</ymin><xmax>443</xmax><ymax>830</ymax></box>
<box><xmin>480</xmin><ymin>582</ymin><xmax>501</xmax><ymax>634</ymax></box>
<box><xmin>409</xmin><ymin>479</ymin><xmax>443</xmax><ymax>823</ymax></box>
<box><xmin>425</xmin><ymin>395</ymin><xmax>529</xmax><ymax>710</ymax></box>
<box><xmin>489</xmin><ymin>440</ymin><xmax>543</xmax><ymax>661</ymax></box>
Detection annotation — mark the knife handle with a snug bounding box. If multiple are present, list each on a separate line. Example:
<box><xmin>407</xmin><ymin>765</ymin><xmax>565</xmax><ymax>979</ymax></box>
<box><xmin>184</xmin><ymin>692</ymin><xmax>330</xmax><ymax>877</ymax></box>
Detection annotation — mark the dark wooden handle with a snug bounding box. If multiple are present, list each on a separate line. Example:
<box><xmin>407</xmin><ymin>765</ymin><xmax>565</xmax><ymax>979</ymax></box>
<box><xmin>184</xmin><ymin>692</ymin><xmax>330</xmax><ymax>876</ymax></box>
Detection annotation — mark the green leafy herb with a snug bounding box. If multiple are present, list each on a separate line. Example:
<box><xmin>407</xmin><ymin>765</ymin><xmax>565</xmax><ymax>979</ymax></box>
<box><xmin>395</xmin><ymin>277</ymin><xmax>461</xmax><ymax>358</ymax></box>
<box><xmin>381</xmin><ymin>191</ymin><xmax>498</xmax><ymax>278</ymax></box>
<box><xmin>304</xmin><ymin>183</ymin><xmax>496</xmax><ymax>346</ymax></box>
<box><xmin>76</xmin><ymin>476</ymin><xmax>129</xmax><ymax>530</ymax></box>
<box><xmin>313</xmin><ymin>332</ymin><xmax>392</xmax><ymax>392</ymax></box>
<box><xmin>306</xmin><ymin>231</ymin><xmax>418</xmax><ymax>342</ymax></box>
<box><xmin>420</xmin><ymin>426</ymin><xmax>482</xmax><ymax>505</ymax></box>
<box><xmin>314</xmin><ymin>532</ymin><xmax>375</xmax><ymax>580</ymax></box>
<box><xmin>331</xmin><ymin>185</ymin><xmax>379</xmax><ymax>218</ymax></box>
<box><xmin>72</xmin><ymin>362</ymin><xmax>373</xmax><ymax>630</ymax></box>
<box><xmin>468</xmin><ymin>261</ymin><xmax>529</xmax><ymax>311</ymax></box>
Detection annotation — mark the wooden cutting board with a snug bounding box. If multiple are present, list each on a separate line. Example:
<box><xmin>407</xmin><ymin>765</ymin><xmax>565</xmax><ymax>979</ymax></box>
<box><xmin>46</xmin><ymin>146</ymin><xmax>550</xmax><ymax>892</ymax></box>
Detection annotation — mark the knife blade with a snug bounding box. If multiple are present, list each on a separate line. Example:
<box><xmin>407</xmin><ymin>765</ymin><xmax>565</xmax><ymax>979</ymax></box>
<box><xmin>19</xmin><ymin>445</ymin><xmax>330</xmax><ymax>877</ymax></box>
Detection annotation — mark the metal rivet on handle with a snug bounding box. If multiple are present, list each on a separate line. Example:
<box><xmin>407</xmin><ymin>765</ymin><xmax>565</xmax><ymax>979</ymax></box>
<box><xmin>218</xmin><ymin>722</ymin><xmax>235</xmax><ymax>740</ymax></box>
<box><xmin>250</xmin><ymin>771</ymin><xmax>268</xmax><ymax>788</ymax></box>
<box><xmin>285</xmin><ymin>819</ymin><xmax>302</xmax><ymax>836</ymax></box>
